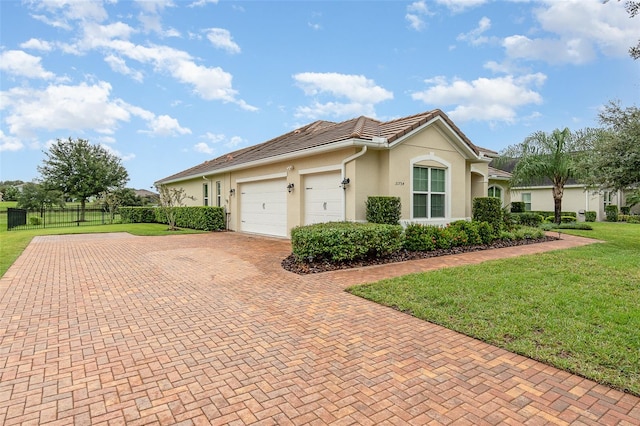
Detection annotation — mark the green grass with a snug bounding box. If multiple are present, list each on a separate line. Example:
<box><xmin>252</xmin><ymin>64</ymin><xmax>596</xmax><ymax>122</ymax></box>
<box><xmin>348</xmin><ymin>222</ymin><xmax>640</xmax><ymax>396</ymax></box>
<box><xmin>0</xmin><ymin>223</ymin><xmax>204</xmax><ymax>278</ymax></box>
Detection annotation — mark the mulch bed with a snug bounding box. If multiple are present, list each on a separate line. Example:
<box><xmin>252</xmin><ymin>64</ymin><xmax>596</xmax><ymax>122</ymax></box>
<box><xmin>281</xmin><ymin>236</ymin><xmax>559</xmax><ymax>275</ymax></box>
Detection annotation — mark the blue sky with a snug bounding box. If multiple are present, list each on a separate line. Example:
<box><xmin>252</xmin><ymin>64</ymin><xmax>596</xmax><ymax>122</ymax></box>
<box><xmin>1</xmin><ymin>0</ymin><xmax>638</xmax><ymax>190</ymax></box>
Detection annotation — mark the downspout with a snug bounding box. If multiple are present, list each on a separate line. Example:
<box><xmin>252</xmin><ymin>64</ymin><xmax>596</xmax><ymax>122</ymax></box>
<box><xmin>341</xmin><ymin>145</ymin><xmax>368</xmax><ymax>221</ymax></box>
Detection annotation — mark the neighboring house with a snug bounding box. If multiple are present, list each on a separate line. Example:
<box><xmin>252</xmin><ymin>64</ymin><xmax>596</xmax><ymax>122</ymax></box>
<box><xmin>489</xmin><ymin>160</ymin><xmax>638</xmax><ymax>221</ymax></box>
<box><xmin>155</xmin><ymin>110</ymin><xmax>497</xmax><ymax>238</ymax></box>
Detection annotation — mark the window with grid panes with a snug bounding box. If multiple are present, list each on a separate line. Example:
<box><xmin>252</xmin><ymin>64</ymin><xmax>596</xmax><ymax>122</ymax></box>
<box><xmin>413</xmin><ymin>166</ymin><xmax>446</xmax><ymax>218</ymax></box>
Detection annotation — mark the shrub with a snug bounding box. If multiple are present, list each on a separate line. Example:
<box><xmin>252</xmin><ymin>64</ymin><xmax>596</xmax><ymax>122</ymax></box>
<box><xmin>449</xmin><ymin>220</ymin><xmax>482</xmax><ymax>245</ymax></box>
<box><xmin>155</xmin><ymin>206</ymin><xmax>225</xmax><ymax>231</ymax></box>
<box><xmin>499</xmin><ymin>230</ymin><xmax>515</xmax><ymax>241</ymax></box>
<box><xmin>561</xmin><ymin>215</ymin><xmax>577</xmax><ymax>223</ymax></box>
<box><xmin>515</xmin><ymin>212</ymin><xmax>544</xmax><ymax>227</ymax></box>
<box><xmin>473</xmin><ymin>197</ymin><xmax>502</xmax><ymax>236</ymax></box>
<box><xmin>627</xmin><ymin>215</ymin><xmax>640</xmax><ymax>224</ymax></box>
<box><xmin>621</xmin><ymin>206</ymin><xmax>630</xmax><ymax>215</ymax></box>
<box><xmin>119</xmin><ymin>207</ymin><xmax>156</xmax><ymax>223</ymax></box>
<box><xmin>437</xmin><ymin>225</ymin><xmax>469</xmax><ymax>249</ymax></box>
<box><xmin>585</xmin><ymin>211</ymin><xmax>596</xmax><ymax>222</ymax></box>
<box><xmin>403</xmin><ymin>224</ymin><xmax>438</xmax><ymax>251</ymax></box>
<box><xmin>291</xmin><ymin>222</ymin><xmax>403</xmax><ymax>263</ymax></box>
<box><xmin>513</xmin><ymin>227</ymin><xmax>545</xmax><ymax>240</ymax></box>
<box><xmin>476</xmin><ymin>221</ymin><xmax>495</xmax><ymax>245</ymax></box>
<box><xmin>510</xmin><ymin>201</ymin><xmax>525</xmax><ymax>213</ymax></box>
<box><xmin>366</xmin><ymin>196</ymin><xmax>401</xmax><ymax>225</ymax></box>
<box><xmin>29</xmin><ymin>216</ymin><xmax>42</xmax><ymax>226</ymax></box>
<box><xmin>605</xmin><ymin>205</ymin><xmax>619</xmax><ymax>222</ymax></box>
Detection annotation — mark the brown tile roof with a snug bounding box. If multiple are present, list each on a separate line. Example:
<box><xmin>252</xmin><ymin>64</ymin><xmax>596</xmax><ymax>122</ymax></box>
<box><xmin>156</xmin><ymin>109</ymin><xmax>482</xmax><ymax>184</ymax></box>
<box><xmin>488</xmin><ymin>166</ymin><xmax>512</xmax><ymax>179</ymax></box>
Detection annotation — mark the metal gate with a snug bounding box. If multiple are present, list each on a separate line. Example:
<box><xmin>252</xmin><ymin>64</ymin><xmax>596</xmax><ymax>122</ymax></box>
<box><xmin>7</xmin><ymin>208</ymin><xmax>27</xmax><ymax>230</ymax></box>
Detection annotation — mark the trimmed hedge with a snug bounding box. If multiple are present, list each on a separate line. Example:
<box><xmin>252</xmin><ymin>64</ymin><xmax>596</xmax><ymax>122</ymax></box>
<box><xmin>585</xmin><ymin>211</ymin><xmax>597</xmax><ymax>222</ymax></box>
<box><xmin>605</xmin><ymin>205</ymin><xmax>619</xmax><ymax>222</ymax></box>
<box><xmin>366</xmin><ymin>196</ymin><xmax>401</xmax><ymax>225</ymax></box>
<box><xmin>403</xmin><ymin>220</ymin><xmax>494</xmax><ymax>252</ymax></box>
<box><xmin>291</xmin><ymin>222</ymin><xmax>404</xmax><ymax>262</ymax></box>
<box><xmin>532</xmin><ymin>210</ymin><xmax>577</xmax><ymax>218</ymax></box>
<box><xmin>511</xmin><ymin>201</ymin><xmax>526</xmax><ymax>213</ymax></box>
<box><xmin>473</xmin><ymin>197</ymin><xmax>502</xmax><ymax>236</ymax></box>
<box><xmin>513</xmin><ymin>212</ymin><xmax>544</xmax><ymax>227</ymax></box>
<box><xmin>119</xmin><ymin>206</ymin><xmax>225</xmax><ymax>231</ymax></box>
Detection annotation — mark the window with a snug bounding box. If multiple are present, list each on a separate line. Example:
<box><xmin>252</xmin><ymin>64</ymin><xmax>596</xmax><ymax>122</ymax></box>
<box><xmin>413</xmin><ymin>166</ymin><xmax>446</xmax><ymax>218</ymax></box>
<box><xmin>488</xmin><ymin>185</ymin><xmax>502</xmax><ymax>199</ymax></box>
<box><xmin>216</xmin><ymin>181</ymin><xmax>222</xmax><ymax>207</ymax></box>
<box><xmin>522</xmin><ymin>193</ymin><xmax>531</xmax><ymax>211</ymax></box>
<box><xmin>203</xmin><ymin>183</ymin><xmax>209</xmax><ymax>206</ymax></box>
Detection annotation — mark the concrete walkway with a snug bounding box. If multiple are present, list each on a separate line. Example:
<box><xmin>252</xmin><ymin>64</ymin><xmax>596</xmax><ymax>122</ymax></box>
<box><xmin>0</xmin><ymin>232</ymin><xmax>638</xmax><ymax>425</ymax></box>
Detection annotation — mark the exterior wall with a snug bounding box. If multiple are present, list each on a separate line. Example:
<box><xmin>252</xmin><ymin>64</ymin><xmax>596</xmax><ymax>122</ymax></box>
<box><xmin>487</xmin><ymin>179</ymin><xmax>510</xmax><ymax>207</ymax></box>
<box><xmin>510</xmin><ymin>185</ymin><xmax>604</xmax><ymax>220</ymax></box>
<box><xmin>351</xmin><ymin>149</ymin><xmax>382</xmax><ymax>222</ymax></box>
<box><xmin>386</xmin><ymin>124</ymin><xmax>476</xmax><ymax>225</ymax></box>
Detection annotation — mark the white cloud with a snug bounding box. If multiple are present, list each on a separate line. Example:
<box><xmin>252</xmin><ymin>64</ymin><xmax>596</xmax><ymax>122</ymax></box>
<box><xmin>194</xmin><ymin>142</ymin><xmax>214</xmax><ymax>154</ymax></box>
<box><xmin>411</xmin><ymin>73</ymin><xmax>546</xmax><ymax>123</ymax></box>
<box><xmin>141</xmin><ymin>115</ymin><xmax>191</xmax><ymax>137</ymax></box>
<box><xmin>457</xmin><ymin>16</ymin><xmax>492</xmax><ymax>45</ymax></box>
<box><xmin>104</xmin><ymin>55</ymin><xmax>144</xmax><ymax>81</ymax></box>
<box><xmin>293</xmin><ymin>72</ymin><xmax>393</xmax><ymax>119</ymax></box>
<box><xmin>101</xmin><ymin>143</ymin><xmax>135</xmax><ymax>161</ymax></box>
<box><xmin>1</xmin><ymin>81</ymin><xmax>189</xmax><ymax>138</ymax></box>
<box><xmin>203</xmin><ymin>132</ymin><xmax>225</xmax><ymax>143</ymax></box>
<box><xmin>205</xmin><ymin>28</ymin><xmax>241</xmax><ymax>54</ymax></box>
<box><xmin>406</xmin><ymin>1</ymin><xmax>432</xmax><ymax>31</ymax></box>
<box><xmin>227</xmin><ymin>136</ymin><xmax>245</xmax><ymax>148</ymax></box>
<box><xmin>503</xmin><ymin>0</ymin><xmax>636</xmax><ymax>64</ymax></box>
<box><xmin>189</xmin><ymin>0</ymin><xmax>219</xmax><ymax>7</ymax></box>
<box><xmin>135</xmin><ymin>0</ymin><xmax>177</xmax><ymax>35</ymax></box>
<box><xmin>19</xmin><ymin>38</ymin><xmax>53</xmax><ymax>51</ymax></box>
<box><xmin>0</xmin><ymin>130</ymin><xmax>24</xmax><ymax>152</ymax></box>
<box><xmin>0</xmin><ymin>50</ymin><xmax>55</xmax><ymax>80</ymax></box>
<box><xmin>435</xmin><ymin>0</ymin><xmax>488</xmax><ymax>13</ymax></box>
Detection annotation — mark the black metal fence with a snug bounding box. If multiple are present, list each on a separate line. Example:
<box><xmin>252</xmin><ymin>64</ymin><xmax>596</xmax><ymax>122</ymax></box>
<box><xmin>6</xmin><ymin>206</ymin><xmax>120</xmax><ymax>231</ymax></box>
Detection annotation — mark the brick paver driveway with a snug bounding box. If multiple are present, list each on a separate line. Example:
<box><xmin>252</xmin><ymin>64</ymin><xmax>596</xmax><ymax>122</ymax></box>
<box><xmin>1</xmin><ymin>232</ymin><xmax>638</xmax><ymax>425</ymax></box>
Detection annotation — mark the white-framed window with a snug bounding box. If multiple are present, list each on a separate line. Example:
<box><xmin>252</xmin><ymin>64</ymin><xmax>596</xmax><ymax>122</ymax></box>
<box><xmin>412</xmin><ymin>166</ymin><xmax>446</xmax><ymax>218</ymax></box>
<box><xmin>203</xmin><ymin>183</ymin><xmax>209</xmax><ymax>206</ymax></box>
<box><xmin>216</xmin><ymin>181</ymin><xmax>222</xmax><ymax>207</ymax></box>
<box><xmin>488</xmin><ymin>185</ymin><xmax>502</xmax><ymax>200</ymax></box>
<box><xmin>522</xmin><ymin>192</ymin><xmax>531</xmax><ymax>211</ymax></box>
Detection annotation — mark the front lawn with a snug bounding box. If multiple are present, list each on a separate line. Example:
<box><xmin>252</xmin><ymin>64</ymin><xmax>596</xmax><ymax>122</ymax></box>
<box><xmin>347</xmin><ymin>222</ymin><xmax>640</xmax><ymax>396</ymax></box>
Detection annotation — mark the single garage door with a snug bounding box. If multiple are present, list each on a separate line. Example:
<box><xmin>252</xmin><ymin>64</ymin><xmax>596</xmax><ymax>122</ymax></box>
<box><xmin>240</xmin><ymin>179</ymin><xmax>287</xmax><ymax>237</ymax></box>
<box><xmin>304</xmin><ymin>172</ymin><xmax>343</xmax><ymax>225</ymax></box>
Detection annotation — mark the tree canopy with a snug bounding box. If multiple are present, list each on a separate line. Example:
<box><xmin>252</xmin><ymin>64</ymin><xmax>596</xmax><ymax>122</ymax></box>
<box><xmin>499</xmin><ymin>128</ymin><xmax>594</xmax><ymax>223</ymax></box>
<box><xmin>16</xmin><ymin>182</ymin><xmax>65</xmax><ymax>211</ymax></box>
<box><xmin>38</xmin><ymin>138</ymin><xmax>129</xmax><ymax>217</ymax></box>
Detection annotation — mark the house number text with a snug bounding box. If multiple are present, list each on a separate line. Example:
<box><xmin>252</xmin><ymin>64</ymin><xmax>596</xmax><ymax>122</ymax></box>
<box><xmin>395</xmin><ymin>181</ymin><xmax>405</xmax><ymax>186</ymax></box>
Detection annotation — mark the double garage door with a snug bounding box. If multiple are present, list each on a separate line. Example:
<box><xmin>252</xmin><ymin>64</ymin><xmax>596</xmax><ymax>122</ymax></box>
<box><xmin>239</xmin><ymin>172</ymin><xmax>342</xmax><ymax>237</ymax></box>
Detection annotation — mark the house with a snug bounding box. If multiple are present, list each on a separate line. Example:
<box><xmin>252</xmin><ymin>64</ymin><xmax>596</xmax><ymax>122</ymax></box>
<box><xmin>488</xmin><ymin>160</ymin><xmax>638</xmax><ymax>220</ymax></box>
<box><xmin>155</xmin><ymin>109</ymin><xmax>497</xmax><ymax>238</ymax></box>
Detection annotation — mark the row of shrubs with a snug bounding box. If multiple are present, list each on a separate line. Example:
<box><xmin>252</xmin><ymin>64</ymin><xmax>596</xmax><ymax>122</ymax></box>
<box><xmin>291</xmin><ymin>220</ymin><xmax>545</xmax><ymax>263</ymax></box>
<box><xmin>119</xmin><ymin>206</ymin><xmax>226</xmax><ymax>231</ymax></box>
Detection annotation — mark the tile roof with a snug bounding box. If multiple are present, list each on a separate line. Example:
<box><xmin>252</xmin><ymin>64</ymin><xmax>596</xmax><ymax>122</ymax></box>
<box><xmin>157</xmin><ymin>109</ymin><xmax>482</xmax><ymax>184</ymax></box>
<box><xmin>488</xmin><ymin>166</ymin><xmax>512</xmax><ymax>179</ymax></box>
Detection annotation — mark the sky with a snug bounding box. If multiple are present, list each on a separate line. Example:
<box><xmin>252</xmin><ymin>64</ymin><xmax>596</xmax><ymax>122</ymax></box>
<box><xmin>1</xmin><ymin>0</ymin><xmax>638</xmax><ymax>190</ymax></box>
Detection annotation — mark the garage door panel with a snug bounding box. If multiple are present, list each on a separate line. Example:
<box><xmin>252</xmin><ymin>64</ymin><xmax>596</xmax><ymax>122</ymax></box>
<box><xmin>240</xmin><ymin>179</ymin><xmax>287</xmax><ymax>237</ymax></box>
<box><xmin>304</xmin><ymin>173</ymin><xmax>343</xmax><ymax>225</ymax></box>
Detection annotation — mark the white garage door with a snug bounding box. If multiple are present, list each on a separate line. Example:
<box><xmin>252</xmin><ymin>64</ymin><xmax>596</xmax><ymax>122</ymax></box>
<box><xmin>240</xmin><ymin>179</ymin><xmax>287</xmax><ymax>237</ymax></box>
<box><xmin>304</xmin><ymin>172</ymin><xmax>343</xmax><ymax>225</ymax></box>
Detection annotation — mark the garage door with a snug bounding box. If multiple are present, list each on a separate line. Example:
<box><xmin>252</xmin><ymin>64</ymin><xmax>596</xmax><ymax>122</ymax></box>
<box><xmin>240</xmin><ymin>179</ymin><xmax>287</xmax><ymax>237</ymax></box>
<box><xmin>304</xmin><ymin>172</ymin><xmax>343</xmax><ymax>225</ymax></box>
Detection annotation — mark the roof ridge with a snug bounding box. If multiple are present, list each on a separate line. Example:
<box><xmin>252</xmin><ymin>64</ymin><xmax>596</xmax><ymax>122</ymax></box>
<box><xmin>350</xmin><ymin>116</ymin><xmax>367</xmax><ymax>138</ymax></box>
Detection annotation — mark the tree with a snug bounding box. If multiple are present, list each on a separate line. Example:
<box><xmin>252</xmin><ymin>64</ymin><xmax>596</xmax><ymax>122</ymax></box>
<box><xmin>38</xmin><ymin>138</ymin><xmax>129</xmax><ymax>220</ymax></box>
<box><xmin>625</xmin><ymin>1</ymin><xmax>639</xmax><ymax>59</ymax></box>
<box><xmin>499</xmin><ymin>128</ymin><xmax>593</xmax><ymax>224</ymax></box>
<box><xmin>580</xmin><ymin>101</ymin><xmax>640</xmax><ymax>200</ymax></box>
<box><xmin>16</xmin><ymin>182</ymin><xmax>65</xmax><ymax>211</ymax></box>
<box><xmin>155</xmin><ymin>185</ymin><xmax>195</xmax><ymax>231</ymax></box>
<box><xmin>100</xmin><ymin>188</ymin><xmax>142</xmax><ymax>224</ymax></box>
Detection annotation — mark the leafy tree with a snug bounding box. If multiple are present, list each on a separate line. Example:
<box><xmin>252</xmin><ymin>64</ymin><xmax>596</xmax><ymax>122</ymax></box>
<box><xmin>38</xmin><ymin>138</ymin><xmax>129</xmax><ymax>220</ymax></box>
<box><xmin>580</xmin><ymin>101</ymin><xmax>640</xmax><ymax>201</ymax></box>
<box><xmin>100</xmin><ymin>188</ymin><xmax>143</xmax><ymax>224</ymax></box>
<box><xmin>155</xmin><ymin>185</ymin><xmax>195</xmax><ymax>230</ymax></box>
<box><xmin>625</xmin><ymin>1</ymin><xmax>639</xmax><ymax>59</ymax></box>
<box><xmin>499</xmin><ymin>128</ymin><xmax>593</xmax><ymax>224</ymax></box>
<box><xmin>16</xmin><ymin>183</ymin><xmax>65</xmax><ymax>211</ymax></box>
<box><xmin>0</xmin><ymin>185</ymin><xmax>20</xmax><ymax>202</ymax></box>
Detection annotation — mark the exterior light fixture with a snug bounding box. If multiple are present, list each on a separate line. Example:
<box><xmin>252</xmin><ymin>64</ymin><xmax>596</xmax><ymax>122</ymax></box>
<box><xmin>287</xmin><ymin>183</ymin><xmax>295</xmax><ymax>193</ymax></box>
<box><xmin>229</xmin><ymin>188</ymin><xmax>236</xmax><ymax>196</ymax></box>
<box><xmin>341</xmin><ymin>178</ymin><xmax>350</xmax><ymax>189</ymax></box>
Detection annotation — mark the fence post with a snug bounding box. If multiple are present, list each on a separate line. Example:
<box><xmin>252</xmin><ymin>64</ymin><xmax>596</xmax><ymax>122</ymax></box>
<box><xmin>77</xmin><ymin>205</ymin><xmax>80</xmax><ymax>226</ymax></box>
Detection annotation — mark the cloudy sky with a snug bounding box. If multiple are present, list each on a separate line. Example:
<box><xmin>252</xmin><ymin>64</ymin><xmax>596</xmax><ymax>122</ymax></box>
<box><xmin>1</xmin><ymin>0</ymin><xmax>638</xmax><ymax>190</ymax></box>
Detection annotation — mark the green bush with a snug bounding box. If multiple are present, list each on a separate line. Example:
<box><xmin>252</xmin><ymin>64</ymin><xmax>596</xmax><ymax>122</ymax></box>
<box><xmin>627</xmin><ymin>215</ymin><xmax>640</xmax><ymax>224</ymax></box>
<box><xmin>29</xmin><ymin>216</ymin><xmax>42</xmax><ymax>226</ymax></box>
<box><xmin>532</xmin><ymin>211</ymin><xmax>577</xmax><ymax>219</ymax></box>
<box><xmin>513</xmin><ymin>227</ymin><xmax>545</xmax><ymax>240</ymax></box>
<box><xmin>403</xmin><ymin>223</ymin><xmax>438</xmax><ymax>251</ymax></box>
<box><xmin>473</xmin><ymin>197</ymin><xmax>502</xmax><ymax>236</ymax></box>
<box><xmin>119</xmin><ymin>207</ymin><xmax>156</xmax><ymax>223</ymax></box>
<box><xmin>476</xmin><ymin>221</ymin><xmax>495</xmax><ymax>244</ymax></box>
<box><xmin>585</xmin><ymin>211</ymin><xmax>596</xmax><ymax>222</ymax></box>
<box><xmin>605</xmin><ymin>205</ymin><xmax>619</xmax><ymax>222</ymax></box>
<box><xmin>155</xmin><ymin>206</ymin><xmax>225</xmax><ymax>231</ymax></box>
<box><xmin>366</xmin><ymin>196</ymin><xmax>401</xmax><ymax>225</ymax></box>
<box><xmin>291</xmin><ymin>222</ymin><xmax>404</xmax><ymax>262</ymax></box>
<box><xmin>514</xmin><ymin>212</ymin><xmax>544</xmax><ymax>227</ymax></box>
<box><xmin>620</xmin><ymin>206</ymin><xmax>630</xmax><ymax>215</ymax></box>
<box><xmin>561</xmin><ymin>215</ymin><xmax>577</xmax><ymax>223</ymax></box>
<box><xmin>510</xmin><ymin>201</ymin><xmax>525</xmax><ymax>213</ymax></box>
<box><xmin>449</xmin><ymin>220</ymin><xmax>482</xmax><ymax>245</ymax></box>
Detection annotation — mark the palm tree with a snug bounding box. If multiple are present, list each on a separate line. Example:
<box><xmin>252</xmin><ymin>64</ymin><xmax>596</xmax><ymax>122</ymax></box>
<box><xmin>500</xmin><ymin>128</ymin><xmax>584</xmax><ymax>224</ymax></box>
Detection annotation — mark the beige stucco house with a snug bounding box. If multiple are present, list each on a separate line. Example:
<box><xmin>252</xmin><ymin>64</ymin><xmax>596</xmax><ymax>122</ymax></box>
<box><xmin>155</xmin><ymin>110</ymin><xmax>497</xmax><ymax>238</ymax></box>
